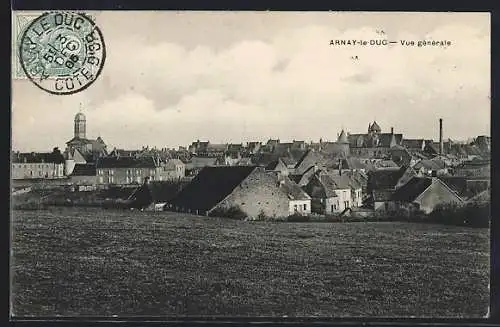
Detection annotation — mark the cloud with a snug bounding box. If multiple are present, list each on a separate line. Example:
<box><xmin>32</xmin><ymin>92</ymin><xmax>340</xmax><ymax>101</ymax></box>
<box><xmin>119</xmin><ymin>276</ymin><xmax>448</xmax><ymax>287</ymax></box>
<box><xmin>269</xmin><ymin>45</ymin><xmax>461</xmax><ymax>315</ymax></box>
<box><xmin>11</xmin><ymin>14</ymin><xmax>490</xmax><ymax>151</ymax></box>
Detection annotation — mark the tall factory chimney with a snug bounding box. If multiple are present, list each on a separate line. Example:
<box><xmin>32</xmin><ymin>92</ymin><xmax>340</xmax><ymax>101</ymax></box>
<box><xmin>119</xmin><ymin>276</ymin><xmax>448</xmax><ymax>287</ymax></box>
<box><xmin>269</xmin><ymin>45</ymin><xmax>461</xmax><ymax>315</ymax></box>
<box><xmin>439</xmin><ymin>118</ymin><xmax>443</xmax><ymax>156</ymax></box>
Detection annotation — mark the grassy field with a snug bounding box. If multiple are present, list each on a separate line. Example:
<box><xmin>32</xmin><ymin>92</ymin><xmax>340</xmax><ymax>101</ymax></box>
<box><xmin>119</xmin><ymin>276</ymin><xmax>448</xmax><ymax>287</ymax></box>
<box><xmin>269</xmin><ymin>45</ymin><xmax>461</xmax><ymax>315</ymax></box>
<box><xmin>11</xmin><ymin>207</ymin><xmax>490</xmax><ymax>318</ymax></box>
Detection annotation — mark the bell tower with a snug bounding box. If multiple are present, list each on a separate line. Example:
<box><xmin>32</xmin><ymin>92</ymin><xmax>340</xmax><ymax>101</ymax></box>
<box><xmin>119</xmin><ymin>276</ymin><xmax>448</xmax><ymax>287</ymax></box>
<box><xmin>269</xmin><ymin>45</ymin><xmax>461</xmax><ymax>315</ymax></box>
<box><xmin>74</xmin><ymin>112</ymin><xmax>86</xmax><ymax>139</ymax></box>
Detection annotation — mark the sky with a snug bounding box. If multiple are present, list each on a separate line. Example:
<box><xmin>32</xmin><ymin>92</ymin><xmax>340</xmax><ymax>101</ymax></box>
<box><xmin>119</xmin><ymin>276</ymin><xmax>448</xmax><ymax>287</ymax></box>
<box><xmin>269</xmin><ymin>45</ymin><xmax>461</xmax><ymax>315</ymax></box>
<box><xmin>12</xmin><ymin>11</ymin><xmax>490</xmax><ymax>152</ymax></box>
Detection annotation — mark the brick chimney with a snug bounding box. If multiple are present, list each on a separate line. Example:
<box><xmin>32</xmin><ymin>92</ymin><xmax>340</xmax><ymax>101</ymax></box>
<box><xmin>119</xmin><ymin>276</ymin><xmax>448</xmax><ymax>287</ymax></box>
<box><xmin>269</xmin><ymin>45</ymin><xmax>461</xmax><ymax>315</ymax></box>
<box><xmin>439</xmin><ymin>118</ymin><xmax>443</xmax><ymax>156</ymax></box>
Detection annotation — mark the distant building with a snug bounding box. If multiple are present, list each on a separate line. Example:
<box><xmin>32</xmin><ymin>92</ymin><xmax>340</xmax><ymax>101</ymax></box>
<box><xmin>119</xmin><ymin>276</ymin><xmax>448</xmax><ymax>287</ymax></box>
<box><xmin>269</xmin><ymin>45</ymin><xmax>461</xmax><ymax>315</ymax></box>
<box><xmin>167</xmin><ymin>166</ymin><xmax>311</xmax><ymax>218</ymax></box>
<box><xmin>401</xmin><ymin>139</ymin><xmax>426</xmax><ymax>152</ymax></box>
<box><xmin>366</xmin><ymin>166</ymin><xmax>417</xmax><ymax>211</ymax></box>
<box><xmin>348</xmin><ymin>122</ymin><xmax>403</xmax><ymax>158</ymax></box>
<box><xmin>453</xmin><ymin>159</ymin><xmax>490</xmax><ymax>178</ymax></box>
<box><xmin>292</xmin><ymin>149</ymin><xmax>329</xmax><ymax>175</ymax></box>
<box><xmin>303</xmin><ymin>171</ymin><xmax>357</xmax><ymax>214</ymax></box>
<box><xmin>413</xmin><ymin>158</ymin><xmax>448</xmax><ymax>177</ymax></box>
<box><xmin>184</xmin><ymin>156</ymin><xmax>219</xmax><ymax>176</ymax></box>
<box><xmin>65</xmin><ymin>112</ymin><xmax>107</xmax><ymax>161</ymax></box>
<box><xmin>96</xmin><ymin>156</ymin><xmax>172</xmax><ymax>185</ymax></box>
<box><xmin>265</xmin><ymin>158</ymin><xmax>289</xmax><ymax>176</ymax></box>
<box><xmin>162</xmin><ymin>159</ymin><xmax>186</xmax><ymax>180</ymax></box>
<box><xmin>69</xmin><ymin>163</ymin><xmax>97</xmax><ymax>185</ymax></box>
<box><xmin>11</xmin><ymin>148</ymin><xmax>65</xmax><ymax>180</ymax></box>
<box><xmin>392</xmin><ymin>177</ymin><xmax>463</xmax><ymax>214</ymax></box>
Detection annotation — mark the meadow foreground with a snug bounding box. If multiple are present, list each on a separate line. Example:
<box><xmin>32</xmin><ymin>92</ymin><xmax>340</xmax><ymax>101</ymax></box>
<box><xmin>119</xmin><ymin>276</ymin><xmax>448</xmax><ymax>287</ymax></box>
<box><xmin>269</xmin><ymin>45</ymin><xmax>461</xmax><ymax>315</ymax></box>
<box><xmin>11</xmin><ymin>207</ymin><xmax>490</xmax><ymax>318</ymax></box>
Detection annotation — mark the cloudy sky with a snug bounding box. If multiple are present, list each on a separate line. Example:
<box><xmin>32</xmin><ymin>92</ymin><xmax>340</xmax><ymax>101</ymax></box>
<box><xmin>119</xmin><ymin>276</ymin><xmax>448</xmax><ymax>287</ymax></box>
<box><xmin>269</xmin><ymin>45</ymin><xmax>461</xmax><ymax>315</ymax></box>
<box><xmin>12</xmin><ymin>11</ymin><xmax>490</xmax><ymax>151</ymax></box>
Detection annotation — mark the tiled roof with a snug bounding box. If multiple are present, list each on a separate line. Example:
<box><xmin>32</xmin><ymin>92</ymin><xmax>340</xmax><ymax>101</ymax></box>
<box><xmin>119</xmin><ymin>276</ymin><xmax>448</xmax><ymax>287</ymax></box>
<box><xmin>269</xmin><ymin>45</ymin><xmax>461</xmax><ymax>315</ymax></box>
<box><xmin>96</xmin><ymin>156</ymin><xmax>158</xmax><ymax>168</ymax></box>
<box><xmin>347</xmin><ymin>133</ymin><xmax>402</xmax><ymax>148</ymax></box>
<box><xmin>327</xmin><ymin>173</ymin><xmax>353</xmax><ymax>190</ymax></box>
<box><xmin>265</xmin><ymin>159</ymin><xmax>284</xmax><ymax>170</ymax></box>
<box><xmin>374</xmin><ymin>160</ymin><xmax>399</xmax><ymax>169</ymax></box>
<box><xmin>66</xmin><ymin>136</ymin><xmax>92</xmax><ymax>145</ymax></box>
<box><xmin>206</xmin><ymin>143</ymin><xmax>228</xmax><ymax>152</ymax></box>
<box><xmin>367</xmin><ymin>166</ymin><xmax>407</xmax><ymax>192</ymax></box>
<box><xmin>280</xmin><ymin>176</ymin><xmax>311</xmax><ymax>201</ymax></box>
<box><xmin>391</xmin><ymin>177</ymin><xmax>433</xmax><ymax>202</ymax></box>
<box><xmin>71</xmin><ymin>163</ymin><xmax>96</xmax><ymax>176</ymax></box>
<box><xmin>373</xmin><ymin>189</ymin><xmax>395</xmax><ymax>202</ymax></box>
<box><xmin>413</xmin><ymin>158</ymin><xmax>446</xmax><ymax>170</ymax></box>
<box><xmin>439</xmin><ymin>176</ymin><xmax>489</xmax><ymax>200</ymax></box>
<box><xmin>186</xmin><ymin>156</ymin><xmax>218</xmax><ymax>169</ymax></box>
<box><xmin>466</xmin><ymin>189</ymin><xmax>490</xmax><ymax>203</ymax></box>
<box><xmin>12</xmin><ymin>151</ymin><xmax>65</xmax><ymax>164</ymax></box>
<box><xmin>227</xmin><ymin>144</ymin><xmax>243</xmax><ymax>152</ymax></box>
<box><xmin>369</xmin><ymin>121</ymin><xmax>381</xmax><ymax>132</ymax></box>
<box><xmin>402</xmin><ymin>139</ymin><xmax>425</xmax><ymax>149</ymax></box>
<box><xmin>338</xmin><ymin>130</ymin><xmax>348</xmax><ymax>143</ymax></box>
<box><xmin>164</xmin><ymin>158</ymin><xmax>185</xmax><ymax>169</ymax></box>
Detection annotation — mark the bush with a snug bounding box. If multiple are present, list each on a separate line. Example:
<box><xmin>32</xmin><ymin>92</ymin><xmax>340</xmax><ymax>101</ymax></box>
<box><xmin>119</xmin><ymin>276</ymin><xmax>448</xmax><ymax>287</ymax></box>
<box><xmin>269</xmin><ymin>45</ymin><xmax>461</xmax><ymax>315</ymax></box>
<box><xmin>209</xmin><ymin>206</ymin><xmax>248</xmax><ymax>220</ymax></box>
<box><xmin>429</xmin><ymin>202</ymin><xmax>490</xmax><ymax>228</ymax></box>
<box><xmin>286</xmin><ymin>213</ymin><xmax>311</xmax><ymax>222</ymax></box>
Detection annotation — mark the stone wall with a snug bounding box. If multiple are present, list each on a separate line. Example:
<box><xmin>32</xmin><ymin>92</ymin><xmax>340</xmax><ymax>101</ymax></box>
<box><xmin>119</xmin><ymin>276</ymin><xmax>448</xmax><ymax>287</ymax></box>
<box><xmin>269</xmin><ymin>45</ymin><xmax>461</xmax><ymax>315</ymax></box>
<box><xmin>212</xmin><ymin>170</ymin><xmax>302</xmax><ymax>219</ymax></box>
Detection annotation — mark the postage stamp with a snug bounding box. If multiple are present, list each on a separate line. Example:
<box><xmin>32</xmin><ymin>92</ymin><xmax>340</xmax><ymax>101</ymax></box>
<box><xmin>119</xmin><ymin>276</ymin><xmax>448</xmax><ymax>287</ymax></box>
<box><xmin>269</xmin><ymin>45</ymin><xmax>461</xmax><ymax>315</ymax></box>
<box><xmin>17</xmin><ymin>12</ymin><xmax>105</xmax><ymax>95</ymax></box>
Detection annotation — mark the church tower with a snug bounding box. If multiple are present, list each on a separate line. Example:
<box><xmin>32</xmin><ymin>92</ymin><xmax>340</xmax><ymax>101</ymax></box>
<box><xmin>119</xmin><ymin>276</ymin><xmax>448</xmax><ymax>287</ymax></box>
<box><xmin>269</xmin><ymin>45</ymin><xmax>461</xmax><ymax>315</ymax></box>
<box><xmin>74</xmin><ymin>112</ymin><xmax>86</xmax><ymax>139</ymax></box>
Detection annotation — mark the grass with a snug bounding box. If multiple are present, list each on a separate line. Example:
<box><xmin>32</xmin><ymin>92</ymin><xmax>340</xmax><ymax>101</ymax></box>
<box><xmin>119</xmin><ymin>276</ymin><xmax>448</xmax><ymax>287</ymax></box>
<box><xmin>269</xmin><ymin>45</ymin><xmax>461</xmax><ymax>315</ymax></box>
<box><xmin>10</xmin><ymin>207</ymin><xmax>490</xmax><ymax>318</ymax></box>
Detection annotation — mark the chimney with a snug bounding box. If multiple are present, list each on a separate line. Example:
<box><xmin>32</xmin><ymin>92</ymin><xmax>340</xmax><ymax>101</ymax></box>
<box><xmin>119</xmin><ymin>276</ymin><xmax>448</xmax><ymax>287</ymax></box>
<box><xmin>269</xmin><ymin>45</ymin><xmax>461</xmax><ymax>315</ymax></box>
<box><xmin>439</xmin><ymin>118</ymin><xmax>443</xmax><ymax>156</ymax></box>
<box><xmin>391</xmin><ymin>127</ymin><xmax>394</xmax><ymax>135</ymax></box>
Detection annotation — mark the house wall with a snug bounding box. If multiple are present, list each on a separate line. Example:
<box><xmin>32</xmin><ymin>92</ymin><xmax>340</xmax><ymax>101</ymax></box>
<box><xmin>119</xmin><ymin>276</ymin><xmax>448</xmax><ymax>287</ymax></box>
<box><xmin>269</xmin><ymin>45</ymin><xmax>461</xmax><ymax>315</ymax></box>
<box><xmin>97</xmin><ymin>167</ymin><xmax>162</xmax><ymax>185</ymax></box>
<box><xmin>351</xmin><ymin>188</ymin><xmax>362</xmax><ymax>207</ymax></box>
<box><xmin>161</xmin><ymin>163</ymin><xmax>185</xmax><ymax>180</ymax></box>
<box><xmin>334</xmin><ymin>188</ymin><xmax>352</xmax><ymax>212</ymax></box>
<box><xmin>289</xmin><ymin>200</ymin><xmax>311</xmax><ymax>215</ymax></box>
<box><xmin>213</xmin><ymin>170</ymin><xmax>309</xmax><ymax>218</ymax></box>
<box><xmin>415</xmin><ymin>180</ymin><xmax>463</xmax><ymax>214</ymax></box>
<box><xmin>12</xmin><ymin>163</ymin><xmax>64</xmax><ymax>180</ymax></box>
<box><xmin>325</xmin><ymin>196</ymin><xmax>340</xmax><ymax>214</ymax></box>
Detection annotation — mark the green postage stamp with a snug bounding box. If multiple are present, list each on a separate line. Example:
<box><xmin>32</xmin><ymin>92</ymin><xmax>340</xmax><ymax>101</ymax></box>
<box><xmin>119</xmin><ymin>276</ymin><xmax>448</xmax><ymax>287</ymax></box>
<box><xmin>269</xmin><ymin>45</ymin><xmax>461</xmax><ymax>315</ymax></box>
<box><xmin>14</xmin><ymin>11</ymin><xmax>105</xmax><ymax>95</ymax></box>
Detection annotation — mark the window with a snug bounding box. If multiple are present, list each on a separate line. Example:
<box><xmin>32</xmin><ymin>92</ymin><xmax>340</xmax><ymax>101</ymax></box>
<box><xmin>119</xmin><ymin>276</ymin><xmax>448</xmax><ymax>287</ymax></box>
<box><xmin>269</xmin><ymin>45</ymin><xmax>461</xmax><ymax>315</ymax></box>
<box><xmin>294</xmin><ymin>204</ymin><xmax>298</xmax><ymax>212</ymax></box>
<box><xmin>303</xmin><ymin>204</ymin><xmax>307</xmax><ymax>211</ymax></box>
<box><xmin>331</xmin><ymin>205</ymin><xmax>334</xmax><ymax>212</ymax></box>
<box><xmin>109</xmin><ymin>170</ymin><xmax>114</xmax><ymax>176</ymax></box>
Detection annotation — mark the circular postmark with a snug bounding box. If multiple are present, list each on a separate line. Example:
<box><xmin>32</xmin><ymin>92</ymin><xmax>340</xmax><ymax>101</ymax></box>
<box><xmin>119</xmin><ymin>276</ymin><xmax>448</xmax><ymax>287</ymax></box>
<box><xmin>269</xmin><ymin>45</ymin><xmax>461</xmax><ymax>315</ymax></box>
<box><xmin>18</xmin><ymin>12</ymin><xmax>106</xmax><ymax>95</ymax></box>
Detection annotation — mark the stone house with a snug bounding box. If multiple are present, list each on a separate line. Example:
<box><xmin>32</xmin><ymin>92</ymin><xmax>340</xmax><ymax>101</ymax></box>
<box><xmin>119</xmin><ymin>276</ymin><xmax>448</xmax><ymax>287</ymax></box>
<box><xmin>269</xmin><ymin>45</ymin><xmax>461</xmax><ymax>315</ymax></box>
<box><xmin>265</xmin><ymin>158</ymin><xmax>289</xmax><ymax>176</ymax></box>
<box><xmin>453</xmin><ymin>159</ymin><xmax>490</xmax><ymax>178</ymax></box>
<box><xmin>11</xmin><ymin>149</ymin><xmax>65</xmax><ymax>180</ymax></box>
<box><xmin>413</xmin><ymin>158</ymin><xmax>448</xmax><ymax>176</ymax></box>
<box><xmin>69</xmin><ymin>163</ymin><xmax>97</xmax><ymax>185</ymax></box>
<box><xmin>167</xmin><ymin>166</ymin><xmax>311</xmax><ymax>218</ymax></box>
<box><xmin>96</xmin><ymin>156</ymin><xmax>173</xmax><ymax>185</ymax></box>
<box><xmin>163</xmin><ymin>158</ymin><xmax>186</xmax><ymax>179</ymax></box>
<box><xmin>401</xmin><ymin>139</ymin><xmax>426</xmax><ymax>152</ymax></box>
<box><xmin>365</xmin><ymin>166</ymin><xmax>416</xmax><ymax>210</ymax></box>
<box><xmin>293</xmin><ymin>149</ymin><xmax>328</xmax><ymax>176</ymax></box>
<box><xmin>303</xmin><ymin>171</ymin><xmax>353</xmax><ymax>214</ymax></box>
<box><xmin>392</xmin><ymin>177</ymin><xmax>464</xmax><ymax>214</ymax></box>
